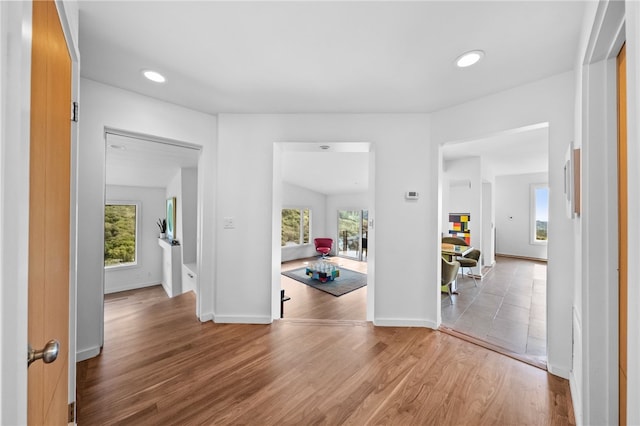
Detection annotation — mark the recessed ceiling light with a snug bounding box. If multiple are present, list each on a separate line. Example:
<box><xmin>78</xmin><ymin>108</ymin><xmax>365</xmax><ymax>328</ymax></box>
<box><xmin>455</xmin><ymin>50</ymin><xmax>485</xmax><ymax>68</ymax></box>
<box><xmin>142</xmin><ymin>69</ymin><xmax>166</xmax><ymax>83</ymax></box>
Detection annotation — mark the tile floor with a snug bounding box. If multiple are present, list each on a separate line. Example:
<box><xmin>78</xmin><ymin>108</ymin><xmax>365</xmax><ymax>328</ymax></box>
<box><xmin>441</xmin><ymin>256</ymin><xmax>547</xmax><ymax>364</ymax></box>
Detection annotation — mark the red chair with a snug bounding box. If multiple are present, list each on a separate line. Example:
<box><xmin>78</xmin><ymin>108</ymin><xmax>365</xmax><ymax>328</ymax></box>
<box><xmin>314</xmin><ymin>238</ymin><xmax>333</xmax><ymax>258</ymax></box>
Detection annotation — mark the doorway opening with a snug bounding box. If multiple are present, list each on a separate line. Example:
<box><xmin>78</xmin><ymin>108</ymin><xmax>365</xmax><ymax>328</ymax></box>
<box><xmin>274</xmin><ymin>142</ymin><xmax>373</xmax><ymax>322</ymax></box>
<box><xmin>439</xmin><ymin>123</ymin><xmax>550</xmax><ymax>368</ymax></box>
<box><xmin>103</xmin><ymin>130</ymin><xmax>202</xmax><ymax>325</ymax></box>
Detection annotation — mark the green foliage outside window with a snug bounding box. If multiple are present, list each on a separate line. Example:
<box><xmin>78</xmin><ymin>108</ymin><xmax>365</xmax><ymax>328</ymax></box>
<box><xmin>281</xmin><ymin>208</ymin><xmax>310</xmax><ymax>246</ymax></box>
<box><xmin>105</xmin><ymin>204</ymin><xmax>137</xmax><ymax>266</ymax></box>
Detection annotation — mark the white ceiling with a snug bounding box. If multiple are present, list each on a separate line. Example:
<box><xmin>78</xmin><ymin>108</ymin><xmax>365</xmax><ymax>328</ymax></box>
<box><xmin>281</xmin><ymin>143</ymin><xmax>370</xmax><ymax>195</ymax></box>
<box><xmin>442</xmin><ymin>125</ymin><xmax>549</xmax><ymax>177</ymax></box>
<box><xmin>78</xmin><ymin>1</ymin><xmax>585</xmax><ymax>114</ymax></box>
<box><xmin>80</xmin><ymin>1</ymin><xmax>584</xmax><ymax>191</ymax></box>
<box><xmin>105</xmin><ymin>133</ymin><xmax>200</xmax><ymax>188</ymax></box>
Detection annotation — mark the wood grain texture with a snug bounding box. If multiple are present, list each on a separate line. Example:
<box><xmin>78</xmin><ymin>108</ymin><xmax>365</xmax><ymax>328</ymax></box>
<box><xmin>28</xmin><ymin>0</ymin><xmax>71</xmax><ymax>424</ymax></box>
<box><xmin>281</xmin><ymin>257</ymin><xmax>367</xmax><ymax>320</ymax></box>
<box><xmin>77</xmin><ymin>286</ymin><xmax>574</xmax><ymax>425</ymax></box>
<box><xmin>617</xmin><ymin>42</ymin><xmax>627</xmax><ymax>426</ymax></box>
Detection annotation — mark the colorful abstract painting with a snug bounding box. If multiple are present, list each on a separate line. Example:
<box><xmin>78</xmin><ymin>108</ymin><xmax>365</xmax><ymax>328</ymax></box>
<box><xmin>448</xmin><ymin>213</ymin><xmax>471</xmax><ymax>245</ymax></box>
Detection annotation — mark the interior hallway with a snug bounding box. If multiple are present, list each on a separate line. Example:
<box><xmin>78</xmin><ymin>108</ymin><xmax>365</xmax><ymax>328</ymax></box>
<box><xmin>76</xmin><ymin>284</ymin><xmax>573</xmax><ymax>425</ymax></box>
<box><xmin>441</xmin><ymin>256</ymin><xmax>547</xmax><ymax>367</ymax></box>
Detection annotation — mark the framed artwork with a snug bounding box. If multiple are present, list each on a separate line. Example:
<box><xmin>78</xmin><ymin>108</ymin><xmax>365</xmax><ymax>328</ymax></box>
<box><xmin>564</xmin><ymin>144</ymin><xmax>581</xmax><ymax>218</ymax></box>
<box><xmin>166</xmin><ymin>197</ymin><xmax>176</xmax><ymax>240</ymax></box>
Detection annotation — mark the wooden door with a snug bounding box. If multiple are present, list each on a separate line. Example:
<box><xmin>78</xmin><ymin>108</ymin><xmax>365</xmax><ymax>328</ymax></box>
<box><xmin>617</xmin><ymin>42</ymin><xmax>627</xmax><ymax>426</ymax></box>
<box><xmin>27</xmin><ymin>0</ymin><xmax>72</xmax><ymax>424</ymax></box>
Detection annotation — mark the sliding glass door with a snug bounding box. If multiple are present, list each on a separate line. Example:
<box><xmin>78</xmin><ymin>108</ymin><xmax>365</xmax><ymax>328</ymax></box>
<box><xmin>337</xmin><ymin>210</ymin><xmax>368</xmax><ymax>261</ymax></box>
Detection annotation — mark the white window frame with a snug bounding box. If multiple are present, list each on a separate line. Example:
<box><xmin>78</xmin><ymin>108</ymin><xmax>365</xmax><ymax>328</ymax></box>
<box><xmin>104</xmin><ymin>200</ymin><xmax>141</xmax><ymax>270</ymax></box>
<box><xmin>281</xmin><ymin>207</ymin><xmax>312</xmax><ymax>246</ymax></box>
<box><xmin>530</xmin><ymin>183</ymin><xmax>549</xmax><ymax>245</ymax></box>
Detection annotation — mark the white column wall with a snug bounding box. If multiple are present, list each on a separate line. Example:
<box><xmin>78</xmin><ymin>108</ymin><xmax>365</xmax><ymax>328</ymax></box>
<box><xmin>216</xmin><ymin>114</ymin><xmax>437</xmax><ymax>326</ymax></box>
<box><xmin>494</xmin><ymin>172</ymin><xmax>548</xmax><ymax>260</ymax></box>
<box><xmin>77</xmin><ymin>79</ymin><xmax>216</xmax><ymax>360</ymax></box>
<box><xmin>432</xmin><ymin>72</ymin><xmax>575</xmax><ymax>378</ymax></box>
<box><xmin>626</xmin><ymin>4</ymin><xmax>640</xmax><ymax>422</ymax></box>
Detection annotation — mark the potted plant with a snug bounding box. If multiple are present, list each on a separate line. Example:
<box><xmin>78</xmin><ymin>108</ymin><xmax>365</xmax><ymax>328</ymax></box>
<box><xmin>157</xmin><ymin>218</ymin><xmax>167</xmax><ymax>239</ymax></box>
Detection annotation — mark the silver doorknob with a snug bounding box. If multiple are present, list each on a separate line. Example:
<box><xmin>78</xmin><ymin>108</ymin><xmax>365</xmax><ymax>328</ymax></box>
<box><xmin>28</xmin><ymin>340</ymin><xmax>59</xmax><ymax>367</ymax></box>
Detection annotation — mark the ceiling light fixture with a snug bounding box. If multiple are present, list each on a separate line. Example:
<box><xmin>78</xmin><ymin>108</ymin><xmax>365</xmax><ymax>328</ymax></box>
<box><xmin>319</xmin><ymin>145</ymin><xmax>331</xmax><ymax>150</ymax></box>
<box><xmin>455</xmin><ymin>50</ymin><xmax>485</xmax><ymax>68</ymax></box>
<box><xmin>142</xmin><ymin>69</ymin><xmax>166</xmax><ymax>83</ymax></box>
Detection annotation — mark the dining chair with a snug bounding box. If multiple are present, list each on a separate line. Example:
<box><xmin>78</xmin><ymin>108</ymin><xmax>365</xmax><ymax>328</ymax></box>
<box><xmin>441</xmin><ymin>257</ymin><xmax>460</xmax><ymax>304</ymax></box>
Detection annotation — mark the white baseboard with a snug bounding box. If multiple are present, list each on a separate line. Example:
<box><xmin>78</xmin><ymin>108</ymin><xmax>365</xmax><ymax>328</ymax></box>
<box><xmin>373</xmin><ymin>318</ymin><xmax>437</xmax><ymax>329</ymax></box>
<box><xmin>213</xmin><ymin>314</ymin><xmax>272</xmax><ymax>324</ymax></box>
<box><xmin>569</xmin><ymin>371</ymin><xmax>583</xmax><ymax>426</ymax></box>
<box><xmin>104</xmin><ymin>280</ymin><xmax>159</xmax><ymax>294</ymax></box>
<box><xmin>76</xmin><ymin>345</ymin><xmax>101</xmax><ymax>362</ymax></box>
<box><xmin>547</xmin><ymin>363</ymin><xmax>570</xmax><ymax>380</ymax></box>
<box><xmin>199</xmin><ymin>311</ymin><xmax>214</xmax><ymax>322</ymax></box>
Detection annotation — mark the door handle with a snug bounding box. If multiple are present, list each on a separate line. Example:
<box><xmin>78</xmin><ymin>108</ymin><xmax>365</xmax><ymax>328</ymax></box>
<box><xmin>28</xmin><ymin>340</ymin><xmax>59</xmax><ymax>367</ymax></box>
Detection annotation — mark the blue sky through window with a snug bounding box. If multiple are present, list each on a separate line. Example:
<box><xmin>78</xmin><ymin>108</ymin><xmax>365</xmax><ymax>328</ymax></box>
<box><xmin>535</xmin><ymin>187</ymin><xmax>549</xmax><ymax>222</ymax></box>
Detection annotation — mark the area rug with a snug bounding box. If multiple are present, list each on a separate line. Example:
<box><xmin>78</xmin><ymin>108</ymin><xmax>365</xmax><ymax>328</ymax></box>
<box><xmin>282</xmin><ymin>267</ymin><xmax>367</xmax><ymax>297</ymax></box>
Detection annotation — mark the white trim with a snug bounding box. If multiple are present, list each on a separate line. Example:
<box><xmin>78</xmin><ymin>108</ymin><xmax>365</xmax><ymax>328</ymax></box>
<box><xmin>547</xmin><ymin>364</ymin><xmax>570</xmax><ymax>380</ymax></box>
<box><xmin>624</xmin><ymin>2</ymin><xmax>640</xmax><ymax>424</ymax></box>
<box><xmin>104</xmin><ymin>281</ymin><xmax>159</xmax><ymax>294</ymax></box>
<box><xmin>0</xmin><ymin>3</ymin><xmax>32</xmax><ymax>424</ymax></box>
<box><xmin>373</xmin><ymin>318</ymin><xmax>437</xmax><ymax>329</ymax></box>
<box><xmin>76</xmin><ymin>346</ymin><xmax>101</xmax><ymax>363</ymax></box>
<box><xmin>213</xmin><ymin>315</ymin><xmax>272</xmax><ymax>324</ymax></box>
<box><xmin>104</xmin><ymin>200</ymin><xmax>141</xmax><ymax>268</ymax></box>
<box><xmin>530</xmin><ymin>183</ymin><xmax>549</xmax><ymax>246</ymax></box>
<box><xmin>576</xmin><ymin>1</ymin><xmax>626</xmax><ymax>424</ymax></box>
<box><xmin>199</xmin><ymin>312</ymin><xmax>214</xmax><ymax>322</ymax></box>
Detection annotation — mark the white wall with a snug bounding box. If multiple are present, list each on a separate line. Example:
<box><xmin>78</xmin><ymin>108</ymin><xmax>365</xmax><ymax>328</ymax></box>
<box><xmin>181</xmin><ymin>168</ymin><xmax>198</xmax><ymax>265</ymax></box>
<box><xmin>281</xmin><ymin>182</ymin><xmax>327</xmax><ymax>262</ymax></box>
<box><xmin>494</xmin><ymin>173</ymin><xmax>548</xmax><ymax>260</ymax></box>
<box><xmin>625</xmin><ymin>3</ymin><xmax>640</xmax><ymax>422</ymax></box>
<box><xmin>166</xmin><ymin>169</ymin><xmax>182</xmax><ymax>241</ymax></box>
<box><xmin>442</xmin><ymin>157</ymin><xmax>483</xmax><ymax>274</ymax></box>
<box><xmin>104</xmin><ymin>185</ymin><xmax>165</xmax><ymax>293</ymax></box>
<box><xmin>482</xmin><ymin>181</ymin><xmax>495</xmax><ymax>267</ymax></box>
<box><xmin>217</xmin><ymin>114</ymin><xmax>436</xmax><ymax>326</ymax></box>
<box><xmin>77</xmin><ymin>79</ymin><xmax>217</xmax><ymax>361</ymax></box>
<box><xmin>432</xmin><ymin>71</ymin><xmax>575</xmax><ymax>379</ymax></box>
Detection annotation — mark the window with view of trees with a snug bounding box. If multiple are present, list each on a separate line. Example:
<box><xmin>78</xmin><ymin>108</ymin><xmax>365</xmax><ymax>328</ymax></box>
<box><xmin>281</xmin><ymin>208</ymin><xmax>310</xmax><ymax>246</ymax></box>
<box><xmin>104</xmin><ymin>203</ymin><xmax>138</xmax><ymax>267</ymax></box>
<box><xmin>531</xmin><ymin>184</ymin><xmax>549</xmax><ymax>244</ymax></box>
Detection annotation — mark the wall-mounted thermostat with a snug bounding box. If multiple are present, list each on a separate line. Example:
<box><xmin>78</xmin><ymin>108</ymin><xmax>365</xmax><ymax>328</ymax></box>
<box><xmin>405</xmin><ymin>191</ymin><xmax>419</xmax><ymax>200</ymax></box>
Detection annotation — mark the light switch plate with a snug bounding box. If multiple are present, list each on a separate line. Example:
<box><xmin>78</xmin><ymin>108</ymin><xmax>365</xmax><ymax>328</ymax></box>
<box><xmin>223</xmin><ymin>217</ymin><xmax>235</xmax><ymax>229</ymax></box>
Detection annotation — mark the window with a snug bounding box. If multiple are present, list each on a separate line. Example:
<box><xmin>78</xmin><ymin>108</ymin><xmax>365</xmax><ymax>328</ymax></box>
<box><xmin>281</xmin><ymin>208</ymin><xmax>310</xmax><ymax>246</ymax></box>
<box><xmin>104</xmin><ymin>202</ymin><xmax>139</xmax><ymax>267</ymax></box>
<box><xmin>531</xmin><ymin>184</ymin><xmax>549</xmax><ymax>244</ymax></box>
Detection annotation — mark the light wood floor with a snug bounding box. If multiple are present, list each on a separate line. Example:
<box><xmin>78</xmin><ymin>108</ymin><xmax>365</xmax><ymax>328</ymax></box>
<box><xmin>76</xmin><ymin>285</ymin><xmax>574</xmax><ymax>425</ymax></box>
<box><xmin>281</xmin><ymin>256</ymin><xmax>367</xmax><ymax>320</ymax></box>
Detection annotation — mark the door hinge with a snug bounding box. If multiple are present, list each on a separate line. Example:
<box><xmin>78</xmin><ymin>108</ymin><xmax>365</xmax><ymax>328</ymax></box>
<box><xmin>71</xmin><ymin>101</ymin><xmax>78</xmax><ymax>122</ymax></box>
<box><xmin>68</xmin><ymin>402</ymin><xmax>75</xmax><ymax>423</ymax></box>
